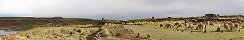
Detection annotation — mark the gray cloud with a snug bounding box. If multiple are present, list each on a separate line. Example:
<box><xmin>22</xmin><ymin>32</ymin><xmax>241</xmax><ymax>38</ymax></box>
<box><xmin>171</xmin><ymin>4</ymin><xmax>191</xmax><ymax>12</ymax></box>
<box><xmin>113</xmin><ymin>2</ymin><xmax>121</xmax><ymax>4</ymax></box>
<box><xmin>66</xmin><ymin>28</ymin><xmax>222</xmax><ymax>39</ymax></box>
<box><xmin>1</xmin><ymin>0</ymin><xmax>244</xmax><ymax>20</ymax></box>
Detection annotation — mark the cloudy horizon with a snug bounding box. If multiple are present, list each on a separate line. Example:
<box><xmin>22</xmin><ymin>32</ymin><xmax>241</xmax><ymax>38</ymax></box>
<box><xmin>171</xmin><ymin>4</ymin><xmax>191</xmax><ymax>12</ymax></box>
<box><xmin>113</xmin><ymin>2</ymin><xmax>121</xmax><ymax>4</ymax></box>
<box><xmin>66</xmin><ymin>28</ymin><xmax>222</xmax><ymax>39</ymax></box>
<box><xmin>0</xmin><ymin>0</ymin><xmax>244</xmax><ymax>20</ymax></box>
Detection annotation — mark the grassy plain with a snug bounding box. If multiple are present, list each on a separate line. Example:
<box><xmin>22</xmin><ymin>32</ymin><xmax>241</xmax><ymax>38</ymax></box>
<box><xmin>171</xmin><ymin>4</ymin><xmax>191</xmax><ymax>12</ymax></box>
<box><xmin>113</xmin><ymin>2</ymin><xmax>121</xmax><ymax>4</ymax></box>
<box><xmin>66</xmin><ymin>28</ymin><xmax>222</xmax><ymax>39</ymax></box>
<box><xmin>124</xmin><ymin>24</ymin><xmax>244</xmax><ymax>40</ymax></box>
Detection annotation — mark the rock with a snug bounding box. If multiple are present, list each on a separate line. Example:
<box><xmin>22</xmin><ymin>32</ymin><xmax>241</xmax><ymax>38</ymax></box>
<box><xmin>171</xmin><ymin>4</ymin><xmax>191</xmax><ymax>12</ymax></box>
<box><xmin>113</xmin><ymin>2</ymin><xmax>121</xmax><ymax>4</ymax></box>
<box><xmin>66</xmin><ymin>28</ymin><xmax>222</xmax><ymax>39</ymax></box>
<box><xmin>147</xmin><ymin>34</ymin><xmax>150</xmax><ymax>38</ymax></box>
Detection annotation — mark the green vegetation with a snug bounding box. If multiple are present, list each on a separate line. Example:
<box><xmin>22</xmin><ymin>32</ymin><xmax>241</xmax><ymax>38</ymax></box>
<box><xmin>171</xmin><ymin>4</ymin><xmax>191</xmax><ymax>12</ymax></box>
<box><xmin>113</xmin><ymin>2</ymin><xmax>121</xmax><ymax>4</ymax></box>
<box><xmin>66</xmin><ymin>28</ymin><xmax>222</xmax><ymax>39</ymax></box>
<box><xmin>0</xmin><ymin>18</ymin><xmax>102</xmax><ymax>31</ymax></box>
<box><xmin>124</xmin><ymin>25</ymin><xmax>244</xmax><ymax>40</ymax></box>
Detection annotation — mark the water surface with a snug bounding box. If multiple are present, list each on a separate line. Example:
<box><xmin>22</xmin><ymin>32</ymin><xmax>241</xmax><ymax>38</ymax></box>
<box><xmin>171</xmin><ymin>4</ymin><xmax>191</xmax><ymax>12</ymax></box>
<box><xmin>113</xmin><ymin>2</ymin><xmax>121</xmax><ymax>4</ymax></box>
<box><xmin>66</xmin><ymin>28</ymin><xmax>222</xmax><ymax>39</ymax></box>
<box><xmin>0</xmin><ymin>30</ymin><xmax>19</xmax><ymax>35</ymax></box>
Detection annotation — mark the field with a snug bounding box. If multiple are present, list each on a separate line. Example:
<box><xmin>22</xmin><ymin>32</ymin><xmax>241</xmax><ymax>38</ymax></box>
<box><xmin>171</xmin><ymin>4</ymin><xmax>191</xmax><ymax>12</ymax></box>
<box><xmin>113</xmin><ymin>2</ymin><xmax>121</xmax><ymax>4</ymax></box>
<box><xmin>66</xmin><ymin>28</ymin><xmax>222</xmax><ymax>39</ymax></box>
<box><xmin>0</xmin><ymin>25</ymin><xmax>101</xmax><ymax>40</ymax></box>
<box><xmin>0</xmin><ymin>17</ymin><xmax>244</xmax><ymax>40</ymax></box>
<box><xmin>1</xmin><ymin>22</ymin><xmax>244</xmax><ymax>40</ymax></box>
<box><xmin>124</xmin><ymin>24</ymin><xmax>244</xmax><ymax>40</ymax></box>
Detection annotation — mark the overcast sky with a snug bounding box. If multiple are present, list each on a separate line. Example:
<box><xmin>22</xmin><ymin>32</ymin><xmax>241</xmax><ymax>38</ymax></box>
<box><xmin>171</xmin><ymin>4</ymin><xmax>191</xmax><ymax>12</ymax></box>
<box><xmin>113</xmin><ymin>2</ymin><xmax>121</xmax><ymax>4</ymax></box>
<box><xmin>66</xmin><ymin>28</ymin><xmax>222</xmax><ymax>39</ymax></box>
<box><xmin>0</xmin><ymin>0</ymin><xmax>244</xmax><ymax>20</ymax></box>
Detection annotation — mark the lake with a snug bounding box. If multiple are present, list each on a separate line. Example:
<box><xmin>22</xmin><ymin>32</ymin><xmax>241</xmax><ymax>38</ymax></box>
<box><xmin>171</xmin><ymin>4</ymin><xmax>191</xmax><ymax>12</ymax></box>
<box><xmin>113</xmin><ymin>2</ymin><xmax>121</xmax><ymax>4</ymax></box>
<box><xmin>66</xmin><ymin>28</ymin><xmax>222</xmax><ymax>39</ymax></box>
<box><xmin>0</xmin><ymin>30</ymin><xmax>19</xmax><ymax>35</ymax></box>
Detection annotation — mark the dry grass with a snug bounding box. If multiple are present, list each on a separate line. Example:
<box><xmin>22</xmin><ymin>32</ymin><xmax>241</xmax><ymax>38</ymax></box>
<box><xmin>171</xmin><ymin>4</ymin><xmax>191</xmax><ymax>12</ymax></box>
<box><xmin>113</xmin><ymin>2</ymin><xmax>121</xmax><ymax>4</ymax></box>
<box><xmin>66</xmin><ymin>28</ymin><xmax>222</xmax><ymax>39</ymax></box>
<box><xmin>0</xmin><ymin>25</ymin><xmax>100</xmax><ymax>40</ymax></box>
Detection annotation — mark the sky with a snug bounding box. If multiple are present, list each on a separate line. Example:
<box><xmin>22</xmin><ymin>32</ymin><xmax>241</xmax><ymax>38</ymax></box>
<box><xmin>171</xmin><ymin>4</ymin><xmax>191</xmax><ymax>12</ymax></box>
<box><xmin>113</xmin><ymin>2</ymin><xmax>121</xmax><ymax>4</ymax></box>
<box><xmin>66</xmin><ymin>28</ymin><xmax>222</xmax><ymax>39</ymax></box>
<box><xmin>0</xmin><ymin>0</ymin><xmax>244</xmax><ymax>20</ymax></box>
